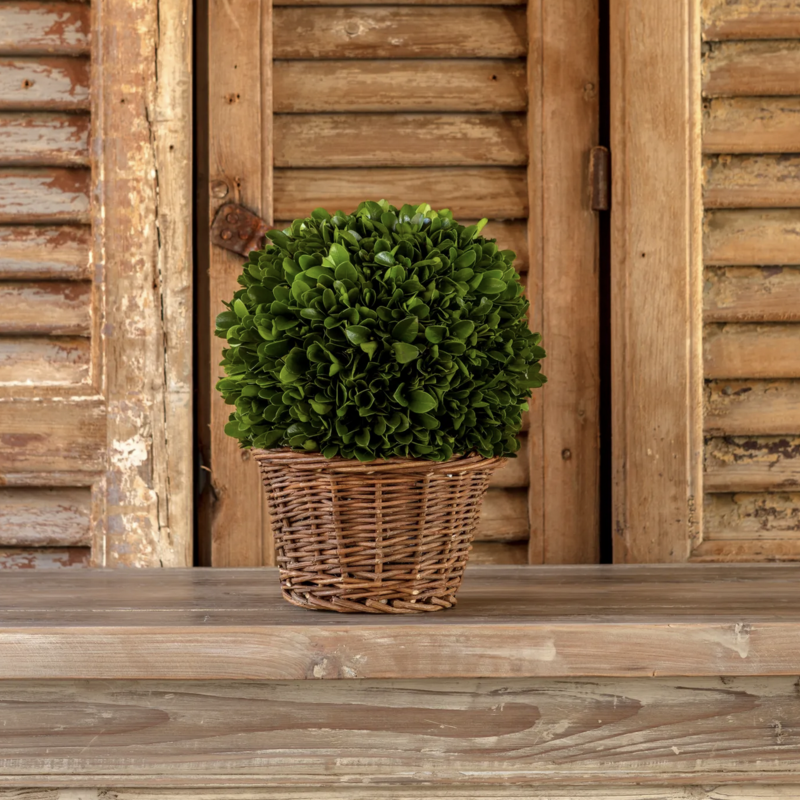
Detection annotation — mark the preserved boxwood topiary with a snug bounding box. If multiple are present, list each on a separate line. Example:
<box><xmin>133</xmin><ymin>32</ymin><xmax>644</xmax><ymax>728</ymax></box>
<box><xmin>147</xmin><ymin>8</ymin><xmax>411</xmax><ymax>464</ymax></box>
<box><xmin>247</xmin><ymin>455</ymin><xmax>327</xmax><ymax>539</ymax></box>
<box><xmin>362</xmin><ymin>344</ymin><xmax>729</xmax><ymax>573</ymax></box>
<box><xmin>215</xmin><ymin>201</ymin><xmax>546</xmax><ymax>462</ymax></box>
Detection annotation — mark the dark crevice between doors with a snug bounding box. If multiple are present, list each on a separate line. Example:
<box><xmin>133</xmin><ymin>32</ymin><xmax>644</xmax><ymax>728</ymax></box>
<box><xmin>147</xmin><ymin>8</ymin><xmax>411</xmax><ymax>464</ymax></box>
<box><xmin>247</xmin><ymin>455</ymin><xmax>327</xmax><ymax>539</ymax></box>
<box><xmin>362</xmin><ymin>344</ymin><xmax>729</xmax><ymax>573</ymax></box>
<box><xmin>598</xmin><ymin>0</ymin><xmax>612</xmax><ymax>563</ymax></box>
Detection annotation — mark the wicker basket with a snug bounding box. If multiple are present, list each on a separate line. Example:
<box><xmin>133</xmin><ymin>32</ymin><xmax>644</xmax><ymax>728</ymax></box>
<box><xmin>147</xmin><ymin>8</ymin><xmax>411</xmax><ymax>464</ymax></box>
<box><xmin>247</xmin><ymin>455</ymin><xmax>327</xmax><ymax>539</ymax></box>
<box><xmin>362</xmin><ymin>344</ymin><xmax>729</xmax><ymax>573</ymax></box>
<box><xmin>253</xmin><ymin>449</ymin><xmax>505</xmax><ymax>613</ymax></box>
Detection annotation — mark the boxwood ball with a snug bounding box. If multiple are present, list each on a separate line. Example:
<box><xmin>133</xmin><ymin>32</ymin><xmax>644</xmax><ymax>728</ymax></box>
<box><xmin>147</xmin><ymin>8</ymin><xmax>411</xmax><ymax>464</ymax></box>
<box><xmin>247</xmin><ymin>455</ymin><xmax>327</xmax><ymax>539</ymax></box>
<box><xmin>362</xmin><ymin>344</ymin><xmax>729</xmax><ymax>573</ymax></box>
<box><xmin>215</xmin><ymin>201</ymin><xmax>546</xmax><ymax>462</ymax></box>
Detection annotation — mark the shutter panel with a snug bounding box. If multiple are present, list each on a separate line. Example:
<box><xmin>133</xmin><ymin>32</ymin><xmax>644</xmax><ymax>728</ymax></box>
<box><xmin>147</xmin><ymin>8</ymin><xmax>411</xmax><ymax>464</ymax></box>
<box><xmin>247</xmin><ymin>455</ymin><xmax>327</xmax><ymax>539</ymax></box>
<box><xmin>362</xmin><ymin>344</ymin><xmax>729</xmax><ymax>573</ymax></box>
<box><xmin>206</xmin><ymin>0</ymin><xmax>601</xmax><ymax>565</ymax></box>
<box><xmin>612</xmin><ymin>0</ymin><xmax>800</xmax><ymax>562</ymax></box>
<box><xmin>0</xmin><ymin>0</ymin><xmax>192</xmax><ymax>567</ymax></box>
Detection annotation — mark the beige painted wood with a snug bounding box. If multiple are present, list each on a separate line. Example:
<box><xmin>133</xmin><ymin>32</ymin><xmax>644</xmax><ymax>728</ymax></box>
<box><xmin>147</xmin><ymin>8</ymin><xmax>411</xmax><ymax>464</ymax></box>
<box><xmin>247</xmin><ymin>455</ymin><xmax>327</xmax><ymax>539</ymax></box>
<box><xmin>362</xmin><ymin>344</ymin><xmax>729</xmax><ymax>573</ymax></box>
<box><xmin>0</xmin><ymin>336</ymin><xmax>91</xmax><ymax>385</ymax></box>
<box><xmin>207</xmin><ymin>0</ymin><xmax>274</xmax><ymax>567</ymax></box>
<box><xmin>703</xmin><ymin>98</ymin><xmax>800</xmax><ymax>154</ymax></box>
<box><xmin>705</xmin><ymin>380</ymin><xmax>800</xmax><ymax>436</ymax></box>
<box><xmin>704</xmin><ymin>492</ymin><xmax>800</xmax><ymax>540</ymax></box>
<box><xmin>0</xmin><ymin>280</ymin><xmax>90</xmax><ymax>335</ymax></box>
<box><xmin>273</xmin><ymin>167</ymin><xmax>528</xmax><ymax>220</ymax></box>
<box><xmin>526</xmin><ymin>0</ymin><xmax>599</xmax><ymax>564</ymax></box>
<box><xmin>273</xmin><ymin>60</ymin><xmax>527</xmax><ymax>113</ymax></box>
<box><xmin>705</xmin><ymin>436</ymin><xmax>800</xmax><ymax>492</ymax></box>
<box><xmin>703</xmin><ymin>155</ymin><xmax>800</xmax><ymax>209</ymax></box>
<box><xmin>691</xmin><ymin>538</ymin><xmax>800</xmax><ymax>561</ymax></box>
<box><xmin>0</xmin><ymin>167</ymin><xmax>90</xmax><ymax>222</ymax></box>
<box><xmin>703</xmin><ymin>0</ymin><xmax>800</xmax><ymax>40</ymax></box>
<box><xmin>0</xmin><ymin>547</ymin><xmax>90</xmax><ymax>568</ymax></box>
<box><xmin>273</xmin><ymin>7</ymin><xmax>526</xmax><ymax>59</ymax></box>
<box><xmin>704</xmin><ymin>210</ymin><xmax>800</xmax><ymax>266</ymax></box>
<box><xmin>610</xmin><ymin>0</ymin><xmax>704</xmax><ymax>563</ymax></box>
<box><xmin>4</xmin><ymin>566</ymin><xmax>800</xmax><ymax>679</ymax></box>
<box><xmin>0</xmin><ymin>112</ymin><xmax>90</xmax><ymax>166</ymax></box>
<box><xmin>0</xmin><ymin>57</ymin><xmax>90</xmax><ymax>110</ymax></box>
<box><xmin>0</xmin><ymin>2</ymin><xmax>90</xmax><ymax>55</ymax></box>
<box><xmin>0</xmin><ymin>487</ymin><xmax>91</xmax><ymax>547</ymax></box>
<box><xmin>0</xmin><ymin>225</ymin><xmax>91</xmax><ymax>279</ymax></box>
<box><xmin>705</xmin><ymin>267</ymin><xmax>800</xmax><ymax>323</ymax></box>
<box><xmin>274</xmin><ymin>114</ymin><xmax>527</xmax><ymax>168</ymax></box>
<box><xmin>0</xmin><ymin>676</ymin><xmax>800</xmax><ymax>785</ymax></box>
<box><xmin>703</xmin><ymin>41</ymin><xmax>800</xmax><ymax>97</ymax></box>
<box><xmin>704</xmin><ymin>324</ymin><xmax>800</xmax><ymax>379</ymax></box>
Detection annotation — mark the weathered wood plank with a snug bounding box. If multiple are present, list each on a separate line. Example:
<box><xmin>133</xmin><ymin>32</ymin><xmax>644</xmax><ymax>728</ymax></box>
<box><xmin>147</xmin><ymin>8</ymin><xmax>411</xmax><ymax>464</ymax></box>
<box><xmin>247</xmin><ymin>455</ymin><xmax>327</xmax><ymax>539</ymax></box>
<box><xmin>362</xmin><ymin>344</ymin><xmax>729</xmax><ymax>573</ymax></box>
<box><xmin>0</xmin><ymin>168</ymin><xmax>90</xmax><ymax>222</ymax></box>
<box><xmin>475</xmin><ymin>488</ymin><xmax>528</xmax><ymax>541</ymax></box>
<box><xmin>704</xmin><ymin>324</ymin><xmax>800</xmax><ymax>379</ymax></box>
<box><xmin>469</xmin><ymin>540</ymin><xmax>527</xmax><ymax>564</ymax></box>
<box><xmin>692</xmin><ymin>539</ymin><xmax>800</xmax><ymax>561</ymax></box>
<box><xmin>0</xmin><ymin>280</ymin><xmax>90</xmax><ymax>335</ymax></box>
<box><xmin>1</xmin><ymin>677</ymin><xmax>800</xmax><ymax>784</ymax></box>
<box><xmin>610</xmin><ymin>0</ymin><xmax>703</xmax><ymax>563</ymax></box>
<box><xmin>703</xmin><ymin>41</ymin><xmax>800</xmax><ymax>97</ymax></box>
<box><xmin>0</xmin><ymin>225</ymin><xmax>91</xmax><ymax>279</ymax></box>
<box><xmin>0</xmin><ymin>397</ymin><xmax>104</xmax><ymax>474</ymax></box>
<box><xmin>704</xmin><ymin>491</ymin><xmax>800</xmax><ymax>539</ymax></box>
<box><xmin>273</xmin><ymin>7</ymin><xmax>526</xmax><ymax>59</ymax></box>
<box><xmin>704</xmin><ymin>267</ymin><xmax>800</xmax><ymax>323</ymax></box>
<box><xmin>0</xmin><ymin>336</ymin><xmax>90</xmax><ymax>385</ymax></box>
<box><xmin>704</xmin><ymin>210</ymin><xmax>800</xmax><ymax>266</ymax></box>
<box><xmin>703</xmin><ymin>155</ymin><xmax>800</xmax><ymax>209</ymax></box>
<box><xmin>0</xmin><ymin>2</ymin><xmax>90</xmax><ymax>56</ymax></box>
<box><xmin>703</xmin><ymin>98</ymin><xmax>800</xmax><ymax>155</ymax></box>
<box><xmin>703</xmin><ymin>0</ymin><xmax>800</xmax><ymax>41</ymax></box>
<box><xmin>273</xmin><ymin>168</ymin><xmax>528</xmax><ymax>221</ymax></box>
<box><xmin>0</xmin><ymin>487</ymin><xmax>91</xmax><ymax>547</ymax></box>
<box><xmin>0</xmin><ymin>111</ymin><xmax>89</xmax><ymax>165</ymax></box>
<box><xmin>0</xmin><ymin>547</ymin><xmax>89</xmax><ymax>568</ymax></box>
<box><xmin>0</xmin><ymin>57</ymin><xmax>90</xmax><ymax>110</ymax></box>
<box><xmin>273</xmin><ymin>60</ymin><xmax>527</xmax><ymax>113</ymax></box>
<box><xmin>273</xmin><ymin>113</ymin><xmax>527</xmax><ymax>168</ymax></box>
<box><xmin>705</xmin><ymin>436</ymin><xmax>800</xmax><ymax>493</ymax></box>
<box><xmin>489</xmin><ymin>438</ymin><xmax>528</xmax><ymax>488</ymax></box>
<box><xmin>705</xmin><ymin>380</ymin><xmax>800</xmax><ymax>436</ymax></box>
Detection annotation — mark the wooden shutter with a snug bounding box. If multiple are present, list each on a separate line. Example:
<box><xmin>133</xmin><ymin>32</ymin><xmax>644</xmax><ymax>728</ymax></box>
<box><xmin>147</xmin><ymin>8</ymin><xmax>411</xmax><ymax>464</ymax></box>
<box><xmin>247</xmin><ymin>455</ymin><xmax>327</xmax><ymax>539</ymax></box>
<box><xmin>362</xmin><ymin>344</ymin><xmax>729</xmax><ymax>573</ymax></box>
<box><xmin>612</xmin><ymin>0</ymin><xmax>800</xmax><ymax>562</ymax></box>
<box><xmin>205</xmin><ymin>0</ymin><xmax>600</xmax><ymax>565</ymax></box>
<box><xmin>0</xmin><ymin>0</ymin><xmax>192</xmax><ymax>567</ymax></box>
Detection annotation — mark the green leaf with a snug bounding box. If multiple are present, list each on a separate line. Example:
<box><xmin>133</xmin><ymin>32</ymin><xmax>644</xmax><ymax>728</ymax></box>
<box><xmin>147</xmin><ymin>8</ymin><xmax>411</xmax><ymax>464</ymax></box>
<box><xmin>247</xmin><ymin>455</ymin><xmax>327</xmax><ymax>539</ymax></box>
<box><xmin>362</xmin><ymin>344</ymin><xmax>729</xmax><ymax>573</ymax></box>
<box><xmin>345</xmin><ymin>325</ymin><xmax>371</xmax><ymax>345</ymax></box>
<box><xmin>360</xmin><ymin>341</ymin><xmax>378</xmax><ymax>360</ymax></box>
<box><xmin>392</xmin><ymin>316</ymin><xmax>419</xmax><ymax>344</ymax></box>
<box><xmin>233</xmin><ymin>298</ymin><xmax>249</xmax><ymax>318</ymax></box>
<box><xmin>424</xmin><ymin>325</ymin><xmax>447</xmax><ymax>344</ymax></box>
<box><xmin>479</xmin><ymin>276</ymin><xmax>507</xmax><ymax>294</ymax></box>
<box><xmin>450</xmin><ymin>320</ymin><xmax>475</xmax><ymax>340</ymax></box>
<box><xmin>374</xmin><ymin>251</ymin><xmax>395</xmax><ymax>267</ymax></box>
<box><xmin>392</xmin><ymin>342</ymin><xmax>420</xmax><ymax>364</ymax></box>
<box><xmin>334</xmin><ymin>261</ymin><xmax>358</xmax><ymax>282</ymax></box>
<box><xmin>409</xmin><ymin>390</ymin><xmax>437</xmax><ymax>414</ymax></box>
<box><xmin>312</xmin><ymin>208</ymin><xmax>331</xmax><ymax>221</ymax></box>
<box><xmin>216</xmin><ymin>311</ymin><xmax>238</xmax><ymax>330</ymax></box>
<box><xmin>328</xmin><ymin>242</ymin><xmax>350</xmax><ymax>266</ymax></box>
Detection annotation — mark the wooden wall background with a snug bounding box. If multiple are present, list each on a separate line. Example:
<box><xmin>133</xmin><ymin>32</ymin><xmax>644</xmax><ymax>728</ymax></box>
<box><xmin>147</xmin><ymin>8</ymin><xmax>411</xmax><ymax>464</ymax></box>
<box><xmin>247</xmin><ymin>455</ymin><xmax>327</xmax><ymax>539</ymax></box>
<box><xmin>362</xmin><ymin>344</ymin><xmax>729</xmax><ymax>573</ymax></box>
<box><xmin>0</xmin><ymin>0</ymin><xmax>193</xmax><ymax>567</ymax></box>
<box><xmin>205</xmin><ymin>0</ymin><xmax>601</xmax><ymax>566</ymax></box>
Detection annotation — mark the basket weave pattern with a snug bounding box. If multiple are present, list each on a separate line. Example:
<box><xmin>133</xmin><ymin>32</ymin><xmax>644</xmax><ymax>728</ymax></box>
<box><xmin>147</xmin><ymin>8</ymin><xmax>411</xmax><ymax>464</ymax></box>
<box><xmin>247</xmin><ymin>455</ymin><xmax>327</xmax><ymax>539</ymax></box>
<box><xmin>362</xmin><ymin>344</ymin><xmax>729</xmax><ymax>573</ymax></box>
<box><xmin>253</xmin><ymin>449</ymin><xmax>504</xmax><ymax>613</ymax></box>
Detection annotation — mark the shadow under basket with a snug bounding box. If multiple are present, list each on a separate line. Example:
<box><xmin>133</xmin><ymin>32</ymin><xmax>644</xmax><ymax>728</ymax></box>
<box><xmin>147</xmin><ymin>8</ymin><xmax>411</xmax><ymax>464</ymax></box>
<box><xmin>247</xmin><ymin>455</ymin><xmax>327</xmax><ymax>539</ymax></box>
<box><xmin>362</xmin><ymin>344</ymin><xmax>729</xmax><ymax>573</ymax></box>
<box><xmin>253</xmin><ymin>449</ymin><xmax>505</xmax><ymax>613</ymax></box>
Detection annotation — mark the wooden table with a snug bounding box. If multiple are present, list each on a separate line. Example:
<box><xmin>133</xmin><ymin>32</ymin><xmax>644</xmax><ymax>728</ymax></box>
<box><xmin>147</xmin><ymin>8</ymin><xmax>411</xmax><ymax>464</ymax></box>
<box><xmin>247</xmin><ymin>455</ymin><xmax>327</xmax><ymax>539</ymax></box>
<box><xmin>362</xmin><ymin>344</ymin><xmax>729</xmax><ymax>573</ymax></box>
<box><xmin>1</xmin><ymin>565</ymin><xmax>799</xmax><ymax>800</ymax></box>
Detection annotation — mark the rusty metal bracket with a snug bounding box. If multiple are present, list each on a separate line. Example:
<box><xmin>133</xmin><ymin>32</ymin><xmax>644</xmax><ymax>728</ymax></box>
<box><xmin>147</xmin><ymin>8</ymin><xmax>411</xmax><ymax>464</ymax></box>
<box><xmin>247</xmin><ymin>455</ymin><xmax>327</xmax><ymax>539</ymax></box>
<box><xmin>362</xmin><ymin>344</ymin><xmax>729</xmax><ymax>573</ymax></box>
<box><xmin>589</xmin><ymin>146</ymin><xmax>610</xmax><ymax>211</ymax></box>
<box><xmin>210</xmin><ymin>203</ymin><xmax>269</xmax><ymax>255</ymax></box>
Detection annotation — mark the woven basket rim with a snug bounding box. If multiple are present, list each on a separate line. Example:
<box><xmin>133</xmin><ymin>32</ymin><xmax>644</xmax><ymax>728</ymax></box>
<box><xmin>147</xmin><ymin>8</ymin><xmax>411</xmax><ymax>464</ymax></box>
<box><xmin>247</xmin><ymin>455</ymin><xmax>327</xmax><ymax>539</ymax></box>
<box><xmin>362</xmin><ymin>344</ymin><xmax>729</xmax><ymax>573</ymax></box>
<box><xmin>251</xmin><ymin>447</ymin><xmax>506</xmax><ymax>474</ymax></box>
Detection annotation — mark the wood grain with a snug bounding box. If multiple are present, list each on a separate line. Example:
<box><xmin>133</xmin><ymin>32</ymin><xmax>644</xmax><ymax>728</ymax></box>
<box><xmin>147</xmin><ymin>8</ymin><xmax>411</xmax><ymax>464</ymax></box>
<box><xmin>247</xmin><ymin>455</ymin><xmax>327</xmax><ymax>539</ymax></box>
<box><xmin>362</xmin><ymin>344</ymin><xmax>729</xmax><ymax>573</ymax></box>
<box><xmin>0</xmin><ymin>547</ymin><xmax>89</xmax><ymax>569</ymax></box>
<box><xmin>703</xmin><ymin>41</ymin><xmax>800</xmax><ymax>97</ymax></box>
<box><xmin>704</xmin><ymin>492</ymin><xmax>800</xmax><ymax>539</ymax></box>
<box><xmin>474</xmin><ymin>488</ymin><xmax>528</xmax><ymax>541</ymax></box>
<box><xmin>705</xmin><ymin>436</ymin><xmax>800</xmax><ymax>493</ymax></box>
<box><xmin>705</xmin><ymin>380</ymin><xmax>800</xmax><ymax>436</ymax></box>
<box><xmin>691</xmin><ymin>538</ymin><xmax>800</xmax><ymax>561</ymax></box>
<box><xmin>0</xmin><ymin>225</ymin><xmax>91</xmax><ymax>279</ymax></box>
<box><xmin>704</xmin><ymin>324</ymin><xmax>800</xmax><ymax>379</ymax></box>
<box><xmin>0</xmin><ymin>280</ymin><xmax>90</xmax><ymax>335</ymax></box>
<box><xmin>0</xmin><ymin>112</ymin><xmax>89</xmax><ymax>165</ymax></box>
<box><xmin>703</xmin><ymin>155</ymin><xmax>800</xmax><ymax>209</ymax></box>
<box><xmin>703</xmin><ymin>98</ymin><xmax>800</xmax><ymax>155</ymax></box>
<box><xmin>610</xmin><ymin>0</ymin><xmax>703</xmax><ymax>562</ymax></box>
<box><xmin>2</xmin><ymin>676</ymin><xmax>800</xmax><ymax>785</ymax></box>
<box><xmin>273</xmin><ymin>60</ymin><xmax>527</xmax><ymax>113</ymax></box>
<box><xmin>527</xmin><ymin>0</ymin><xmax>599</xmax><ymax>564</ymax></box>
<box><xmin>0</xmin><ymin>167</ymin><xmax>90</xmax><ymax>222</ymax></box>
<box><xmin>0</xmin><ymin>57</ymin><xmax>90</xmax><ymax>110</ymax></box>
<box><xmin>0</xmin><ymin>2</ymin><xmax>90</xmax><ymax>56</ymax></box>
<box><xmin>273</xmin><ymin>7</ymin><xmax>526</xmax><ymax>59</ymax></box>
<box><xmin>704</xmin><ymin>209</ymin><xmax>800</xmax><ymax>266</ymax></box>
<box><xmin>0</xmin><ymin>336</ymin><xmax>90</xmax><ymax>385</ymax></box>
<box><xmin>469</xmin><ymin>540</ymin><xmax>527</xmax><ymax>564</ymax></box>
<box><xmin>273</xmin><ymin>113</ymin><xmax>527</xmax><ymax>168</ymax></box>
<box><xmin>703</xmin><ymin>0</ymin><xmax>800</xmax><ymax>41</ymax></box>
<box><xmin>0</xmin><ymin>487</ymin><xmax>91</xmax><ymax>547</ymax></box>
<box><xmin>705</xmin><ymin>267</ymin><xmax>800</xmax><ymax>323</ymax></box>
<box><xmin>273</xmin><ymin>167</ymin><xmax>528</xmax><ymax>220</ymax></box>
<box><xmin>489</xmin><ymin>437</ymin><xmax>528</xmax><ymax>488</ymax></box>
<box><xmin>481</xmin><ymin>220</ymin><xmax>528</xmax><ymax>270</ymax></box>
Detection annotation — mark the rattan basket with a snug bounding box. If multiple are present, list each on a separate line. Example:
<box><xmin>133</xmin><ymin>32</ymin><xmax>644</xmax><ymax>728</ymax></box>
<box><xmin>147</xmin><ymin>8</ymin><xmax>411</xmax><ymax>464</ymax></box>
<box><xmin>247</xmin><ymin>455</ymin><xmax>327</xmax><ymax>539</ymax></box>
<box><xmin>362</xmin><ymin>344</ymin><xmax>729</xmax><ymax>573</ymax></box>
<box><xmin>253</xmin><ymin>449</ymin><xmax>505</xmax><ymax>613</ymax></box>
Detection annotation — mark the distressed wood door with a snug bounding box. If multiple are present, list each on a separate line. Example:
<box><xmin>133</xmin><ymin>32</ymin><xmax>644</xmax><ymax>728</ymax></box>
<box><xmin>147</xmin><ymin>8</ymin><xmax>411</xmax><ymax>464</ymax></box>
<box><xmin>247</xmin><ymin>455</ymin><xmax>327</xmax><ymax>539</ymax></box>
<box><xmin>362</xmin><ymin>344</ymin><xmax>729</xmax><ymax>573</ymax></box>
<box><xmin>612</xmin><ymin>0</ymin><xmax>800</xmax><ymax>562</ymax></box>
<box><xmin>204</xmin><ymin>0</ymin><xmax>601</xmax><ymax>565</ymax></box>
<box><xmin>0</xmin><ymin>0</ymin><xmax>192</xmax><ymax>567</ymax></box>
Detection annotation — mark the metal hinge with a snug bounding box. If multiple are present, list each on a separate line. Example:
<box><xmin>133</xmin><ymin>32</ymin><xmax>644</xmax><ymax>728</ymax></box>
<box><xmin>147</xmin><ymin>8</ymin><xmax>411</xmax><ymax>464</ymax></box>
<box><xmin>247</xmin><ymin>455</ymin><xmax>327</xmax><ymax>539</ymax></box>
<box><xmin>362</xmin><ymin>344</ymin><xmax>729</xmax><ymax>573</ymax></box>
<box><xmin>210</xmin><ymin>202</ymin><xmax>270</xmax><ymax>255</ymax></box>
<box><xmin>589</xmin><ymin>146</ymin><xmax>610</xmax><ymax>211</ymax></box>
